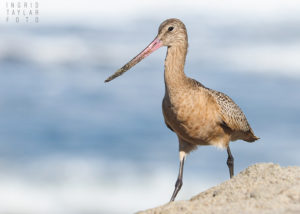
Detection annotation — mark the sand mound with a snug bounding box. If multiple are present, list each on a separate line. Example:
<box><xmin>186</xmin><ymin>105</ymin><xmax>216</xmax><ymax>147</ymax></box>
<box><xmin>137</xmin><ymin>163</ymin><xmax>300</xmax><ymax>214</ymax></box>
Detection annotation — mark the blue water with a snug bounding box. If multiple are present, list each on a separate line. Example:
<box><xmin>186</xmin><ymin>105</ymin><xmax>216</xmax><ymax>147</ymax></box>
<box><xmin>0</xmin><ymin>17</ymin><xmax>300</xmax><ymax>214</ymax></box>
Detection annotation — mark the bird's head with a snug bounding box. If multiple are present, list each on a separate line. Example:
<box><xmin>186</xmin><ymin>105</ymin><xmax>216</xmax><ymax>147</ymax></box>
<box><xmin>105</xmin><ymin>18</ymin><xmax>188</xmax><ymax>83</ymax></box>
<box><xmin>157</xmin><ymin>18</ymin><xmax>188</xmax><ymax>48</ymax></box>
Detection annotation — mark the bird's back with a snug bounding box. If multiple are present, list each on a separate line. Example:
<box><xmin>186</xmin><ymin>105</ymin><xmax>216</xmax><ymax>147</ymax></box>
<box><xmin>189</xmin><ymin>78</ymin><xmax>259</xmax><ymax>142</ymax></box>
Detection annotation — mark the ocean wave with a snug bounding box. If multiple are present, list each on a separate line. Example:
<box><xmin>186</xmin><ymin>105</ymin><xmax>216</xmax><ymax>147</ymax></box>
<box><xmin>1</xmin><ymin>17</ymin><xmax>300</xmax><ymax>78</ymax></box>
<box><xmin>0</xmin><ymin>155</ymin><xmax>216</xmax><ymax>214</ymax></box>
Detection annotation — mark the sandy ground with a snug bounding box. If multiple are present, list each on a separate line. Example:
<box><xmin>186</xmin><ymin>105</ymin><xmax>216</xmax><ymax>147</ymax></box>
<box><xmin>137</xmin><ymin>163</ymin><xmax>300</xmax><ymax>214</ymax></box>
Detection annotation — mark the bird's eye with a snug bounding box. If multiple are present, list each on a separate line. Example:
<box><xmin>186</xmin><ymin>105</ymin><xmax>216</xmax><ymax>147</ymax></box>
<box><xmin>168</xmin><ymin>26</ymin><xmax>174</xmax><ymax>31</ymax></box>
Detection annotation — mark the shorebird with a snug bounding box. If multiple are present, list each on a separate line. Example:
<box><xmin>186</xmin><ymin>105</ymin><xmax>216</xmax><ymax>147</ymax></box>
<box><xmin>105</xmin><ymin>18</ymin><xmax>259</xmax><ymax>202</ymax></box>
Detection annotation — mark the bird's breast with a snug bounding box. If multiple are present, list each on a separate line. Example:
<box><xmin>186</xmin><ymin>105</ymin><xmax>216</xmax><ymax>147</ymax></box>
<box><xmin>162</xmin><ymin>90</ymin><xmax>225</xmax><ymax>145</ymax></box>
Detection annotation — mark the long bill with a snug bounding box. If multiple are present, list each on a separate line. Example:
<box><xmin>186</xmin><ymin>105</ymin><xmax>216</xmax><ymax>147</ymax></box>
<box><xmin>104</xmin><ymin>37</ymin><xmax>163</xmax><ymax>83</ymax></box>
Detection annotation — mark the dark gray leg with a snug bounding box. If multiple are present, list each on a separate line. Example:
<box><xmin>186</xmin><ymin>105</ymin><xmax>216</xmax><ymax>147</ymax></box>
<box><xmin>170</xmin><ymin>154</ymin><xmax>185</xmax><ymax>202</ymax></box>
<box><xmin>227</xmin><ymin>146</ymin><xmax>234</xmax><ymax>178</ymax></box>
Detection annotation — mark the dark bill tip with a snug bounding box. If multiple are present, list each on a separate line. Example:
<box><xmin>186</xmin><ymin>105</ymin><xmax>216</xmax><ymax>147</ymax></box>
<box><xmin>104</xmin><ymin>67</ymin><xmax>128</xmax><ymax>83</ymax></box>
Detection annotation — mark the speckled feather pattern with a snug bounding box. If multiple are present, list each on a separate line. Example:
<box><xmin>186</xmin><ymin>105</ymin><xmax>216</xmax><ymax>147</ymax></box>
<box><xmin>190</xmin><ymin>79</ymin><xmax>251</xmax><ymax>132</ymax></box>
<box><xmin>208</xmin><ymin>89</ymin><xmax>250</xmax><ymax>132</ymax></box>
<box><xmin>189</xmin><ymin>78</ymin><xmax>258</xmax><ymax>141</ymax></box>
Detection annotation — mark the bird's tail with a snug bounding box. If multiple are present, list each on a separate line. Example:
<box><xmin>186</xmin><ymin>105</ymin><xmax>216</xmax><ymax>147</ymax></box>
<box><xmin>244</xmin><ymin>129</ymin><xmax>260</xmax><ymax>142</ymax></box>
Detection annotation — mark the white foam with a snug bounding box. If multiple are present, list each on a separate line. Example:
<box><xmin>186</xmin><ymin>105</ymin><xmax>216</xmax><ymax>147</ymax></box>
<box><xmin>0</xmin><ymin>156</ymin><xmax>216</xmax><ymax>214</ymax></box>
<box><xmin>39</xmin><ymin>0</ymin><xmax>300</xmax><ymax>25</ymax></box>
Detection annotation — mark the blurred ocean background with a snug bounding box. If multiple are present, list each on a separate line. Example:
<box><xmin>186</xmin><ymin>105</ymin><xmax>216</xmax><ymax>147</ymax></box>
<box><xmin>0</xmin><ymin>0</ymin><xmax>300</xmax><ymax>213</ymax></box>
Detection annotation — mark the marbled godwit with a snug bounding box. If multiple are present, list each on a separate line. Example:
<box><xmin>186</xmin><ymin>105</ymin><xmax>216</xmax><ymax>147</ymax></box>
<box><xmin>105</xmin><ymin>18</ymin><xmax>259</xmax><ymax>202</ymax></box>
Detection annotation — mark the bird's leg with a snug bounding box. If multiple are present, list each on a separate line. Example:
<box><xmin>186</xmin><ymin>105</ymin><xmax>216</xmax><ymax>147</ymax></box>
<box><xmin>226</xmin><ymin>146</ymin><xmax>234</xmax><ymax>178</ymax></box>
<box><xmin>170</xmin><ymin>151</ymin><xmax>186</xmax><ymax>202</ymax></box>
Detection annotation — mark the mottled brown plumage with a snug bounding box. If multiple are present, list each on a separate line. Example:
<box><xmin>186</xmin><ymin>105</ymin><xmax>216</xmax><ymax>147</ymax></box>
<box><xmin>105</xmin><ymin>18</ymin><xmax>259</xmax><ymax>202</ymax></box>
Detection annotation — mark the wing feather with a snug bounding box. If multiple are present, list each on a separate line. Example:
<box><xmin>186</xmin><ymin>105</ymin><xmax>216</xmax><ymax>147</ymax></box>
<box><xmin>208</xmin><ymin>90</ymin><xmax>250</xmax><ymax>132</ymax></box>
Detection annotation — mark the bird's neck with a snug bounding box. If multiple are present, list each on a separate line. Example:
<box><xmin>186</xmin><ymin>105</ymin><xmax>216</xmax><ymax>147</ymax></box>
<box><xmin>164</xmin><ymin>44</ymin><xmax>188</xmax><ymax>94</ymax></box>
